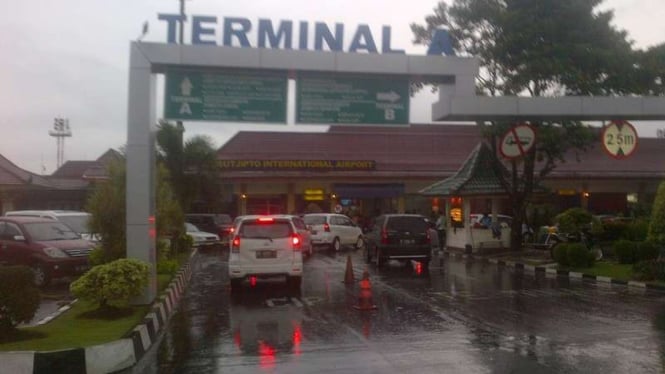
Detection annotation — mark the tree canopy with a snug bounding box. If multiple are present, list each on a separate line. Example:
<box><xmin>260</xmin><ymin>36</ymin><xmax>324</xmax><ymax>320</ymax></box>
<box><xmin>411</xmin><ymin>0</ymin><xmax>658</xmax><ymax>250</ymax></box>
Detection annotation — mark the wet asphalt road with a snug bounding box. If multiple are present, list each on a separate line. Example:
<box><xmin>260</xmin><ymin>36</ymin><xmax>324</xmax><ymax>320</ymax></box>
<box><xmin>131</xmin><ymin>248</ymin><xmax>665</xmax><ymax>374</ymax></box>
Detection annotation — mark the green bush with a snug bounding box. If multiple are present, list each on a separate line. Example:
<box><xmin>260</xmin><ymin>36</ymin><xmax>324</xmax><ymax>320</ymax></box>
<box><xmin>633</xmin><ymin>260</ymin><xmax>665</xmax><ymax>281</ymax></box>
<box><xmin>625</xmin><ymin>219</ymin><xmax>649</xmax><ymax>241</ymax></box>
<box><xmin>567</xmin><ymin>243</ymin><xmax>594</xmax><ymax>268</ymax></box>
<box><xmin>636</xmin><ymin>241</ymin><xmax>660</xmax><ymax>262</ymax></box>
<box><xmin>157</xmin><ymin>259</ymin><xmax>179</xmax><ymax>275</ymax></box>
<box><xmin>553</xmin><ymin>243</ymin><xmax>569</xmax><ymax>267</ymax></box>
<box><xmin>70</xmin><ymin>258</ymin><xmax>150</xmax><ymax>309</ymax></box>
<box><xmin>600</xmin><ymin>221</ymin><xmax>629</xmax><ymax>241</ymax></box>
<box><xmin>0</xmin><ymin>266</ymin><xmax>41</xmax><ymax>334</ymax></box>
<box><xmin>613</xmin><ymin>240</ymin><xmax>636</xmax><ymax>264</ymax></box>
<box><xmin>648</xmin><ymin>181</ymin><xmax>665</xmax><ymax>245</ymax></box>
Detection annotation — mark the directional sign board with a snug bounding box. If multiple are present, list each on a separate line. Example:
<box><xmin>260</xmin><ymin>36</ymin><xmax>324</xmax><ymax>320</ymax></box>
<box><xmin>296</xmin><ymin>73</ymin><xmax>409</xmax><ymax>125</ymax></box>
<box><xmin>602</xmin><ymin>120</ymin><xmax>638</xmax><ymax>159</ymax></box>
<box><xmin>164</xmin><ymin>70</ymin><xmax>287</xmax><ymax>123</ymax></box>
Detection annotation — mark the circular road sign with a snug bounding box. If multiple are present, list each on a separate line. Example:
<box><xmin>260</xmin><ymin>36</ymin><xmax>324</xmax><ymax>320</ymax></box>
<box><xmin>499</xmin><ymin>124</ymin><xmax>536</xmax><ymax>159</ymax></box>
<box><xmin>602</xmin><ymin>120</ymin><xmax>638</xmax><ymax>159</ymax></box>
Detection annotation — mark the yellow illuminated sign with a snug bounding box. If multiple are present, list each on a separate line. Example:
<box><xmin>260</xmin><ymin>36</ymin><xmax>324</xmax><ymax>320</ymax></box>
<box><xmin>450</xmin><ymin>208</ymin><xmax>462</xmax><ymax>223</ymax></box>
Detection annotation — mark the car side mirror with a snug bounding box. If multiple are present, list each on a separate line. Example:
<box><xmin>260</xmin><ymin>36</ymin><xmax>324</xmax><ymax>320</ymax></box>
<box><xmin>13</xmin><ymin>235</ymin><xmax>26</xmax><ymax>242</ymax></box>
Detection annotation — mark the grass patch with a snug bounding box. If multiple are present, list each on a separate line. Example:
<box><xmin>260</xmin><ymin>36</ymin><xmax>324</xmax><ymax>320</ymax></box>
<box><xmin>0</xmin><ymin>300</ymin><xmax>148</xmax><ymax>352</ymax></box>
<box><xmin>573</xmin><ymin>261</ymin><xmax>634</xmax><ymax>280</ymax></box>
<box><xmin>0</xmin><ymin>251</ymin><xmax>193</xmax><ymax>351</ymax></box>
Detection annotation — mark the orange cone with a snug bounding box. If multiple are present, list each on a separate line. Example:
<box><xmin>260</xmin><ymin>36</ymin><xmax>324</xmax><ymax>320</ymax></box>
<box><xmin>353</xmin><ymin>268</ymin><xmax>377</xmax><ymax>311</ymax></box>
<box><xmin>343</xmin><ymin>255</ymin><xmax>355</xmax><ymax>284</ymax></box>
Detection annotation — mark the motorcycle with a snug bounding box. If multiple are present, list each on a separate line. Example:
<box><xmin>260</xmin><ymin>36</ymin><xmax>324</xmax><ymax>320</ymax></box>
<box><xmin>533</xmin><ymin>226</ymin><xmax>603</xmax><ymax>261</ymax></box>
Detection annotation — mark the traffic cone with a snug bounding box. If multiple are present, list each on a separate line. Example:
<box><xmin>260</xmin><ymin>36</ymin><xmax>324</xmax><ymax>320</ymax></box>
<box><xmin>343</xmin><ymin>255</ymin><xmax>355</xmax><ymax>285</ymax></box>
<box><xmin>353</xmin><ymin>268</ymin><xmax>377</xmax><ymax>311</ymax></box>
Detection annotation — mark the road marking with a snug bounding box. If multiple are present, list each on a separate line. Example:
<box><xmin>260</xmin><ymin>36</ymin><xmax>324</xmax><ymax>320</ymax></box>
<box><xmin>291</xmin><ymin>297</ymin><xmax>304</xmax><ymax>307</ymax></box>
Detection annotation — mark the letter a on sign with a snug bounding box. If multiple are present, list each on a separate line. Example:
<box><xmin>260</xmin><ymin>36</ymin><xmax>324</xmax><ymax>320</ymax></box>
<box><xmin>180</xmin><ymin>103</ymin><xmax>192</xmax><ymax>115</ymax></box>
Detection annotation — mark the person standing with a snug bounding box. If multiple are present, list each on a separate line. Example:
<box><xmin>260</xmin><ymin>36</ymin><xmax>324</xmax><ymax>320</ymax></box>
<box><xmin>435</xmin><ymin>212</ymin><xmax>447</xmax><ymax>250</ymax></box>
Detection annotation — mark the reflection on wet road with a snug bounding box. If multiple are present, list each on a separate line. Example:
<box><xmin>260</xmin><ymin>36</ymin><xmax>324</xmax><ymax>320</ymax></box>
<box><xmin>132</xmin><ymin>249</ymin><xmax>665</xmax><ymax>373</ymax></box>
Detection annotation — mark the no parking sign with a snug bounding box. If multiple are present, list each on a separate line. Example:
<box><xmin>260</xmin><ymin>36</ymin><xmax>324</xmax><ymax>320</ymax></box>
<box><xmin>499</xmin><ymin>124</ymin><xmax>536</xmax><ymax>159</ymax></box>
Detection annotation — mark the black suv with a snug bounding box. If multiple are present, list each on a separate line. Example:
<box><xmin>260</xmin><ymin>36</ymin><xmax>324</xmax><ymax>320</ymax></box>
<box><xmin>185</xmin><ymin>214</ymin><xmax>234</xmax><ymax>243</ymax></box>
<box><xmin>364</xmin><ymin>214</ymin><xmax>431</xmax><ymax>268</ymax></box>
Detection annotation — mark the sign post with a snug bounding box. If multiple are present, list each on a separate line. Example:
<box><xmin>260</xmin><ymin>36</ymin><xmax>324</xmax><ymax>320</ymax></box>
<box><xmin>164</xmin><ymin>70</ymin><xmax>288</xmax><ymax>123</ymax></box>
<box><xmin>602</xmin><ymin>120</ymin><xmax>638</xmax><ymax>159</ymax></box>
<box><xmin>297</xmin><ymin>74</ymin><xmax>409</xmax><ymax>125</ymax></box>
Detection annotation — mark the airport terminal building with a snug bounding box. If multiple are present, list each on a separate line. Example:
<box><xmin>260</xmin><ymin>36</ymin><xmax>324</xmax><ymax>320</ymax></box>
<box><xmin>217</xmin><ymin>124</ymin><xmax>665</xmax><ymax>220</ymax></box>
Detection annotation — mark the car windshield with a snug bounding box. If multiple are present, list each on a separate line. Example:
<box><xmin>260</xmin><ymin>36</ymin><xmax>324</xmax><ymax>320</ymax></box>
<box><xmin>303</xmin><ymin>216</ymin><xmax>326</xmax><ymax>225</ymax></box>
<box><xmin>185</xmin><ymin>223</ymin><xmax>200</xmax><ymax>232</ymax></box>
<box><xmin>58</xmin><ymin>215</ymin><xmax>91</xmax><ymax>234</ymax></box>
<box><xmin>240</xmin><ymin>221</ymin><xmax>291</xmax><ymax>239</ymax></box>
<box><xmin>386</xmin><ymin>216</ymin><xmax>429</xmax><ymax>232</ymax></box>
<box><xmin>214</xmin><ymin>215</ymin><xmax>232</xmax><ymax>224</ymax></box>
<box><xmin>24</xmin><ymin>222</ymin><xmax>81</xmax><ymax>241</ymax></box>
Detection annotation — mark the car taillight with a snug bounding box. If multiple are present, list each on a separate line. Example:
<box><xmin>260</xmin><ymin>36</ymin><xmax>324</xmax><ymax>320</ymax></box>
<box><xmin>381</xmin><ymin>229</ymin><xmax>388</xmax><ymax>245</ymax></box>
<box><xmin>231</xmin><ymin>236</ymin><xmax>240</xmax><ymax>253</ymax></box>
<box><xmin>292</xmin><ymin>234</ymin><xmax>302</xmax><ymax>250</ymax></box>
<box><xmin>323</xmin><ymin>223</ymin><xmax>330</xmax><ymax>232</ymax></box>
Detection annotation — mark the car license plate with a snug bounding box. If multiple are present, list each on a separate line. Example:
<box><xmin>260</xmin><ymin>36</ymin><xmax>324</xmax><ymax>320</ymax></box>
<box><xmin>256</xmin><ymin>250</ymin><xmax>277</xmax><ymax>259</ymax></box>
<box><xmin>400</xmin><ymin>239</ymin><xmax>415</xmax><ymax>245</ymax></box>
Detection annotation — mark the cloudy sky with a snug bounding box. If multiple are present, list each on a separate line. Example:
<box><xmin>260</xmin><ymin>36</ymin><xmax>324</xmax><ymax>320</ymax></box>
<box><xmin>1</xmin><ymin>0</ymin><xmax>664</xmax><ymax>174</ymax></box>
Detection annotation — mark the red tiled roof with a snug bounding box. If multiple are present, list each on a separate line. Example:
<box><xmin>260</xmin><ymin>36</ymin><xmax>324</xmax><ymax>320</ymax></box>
<box><xmin>217</xmin><ymin>124</ymin><xmax>665</xmax><ymax>179</ymax></box>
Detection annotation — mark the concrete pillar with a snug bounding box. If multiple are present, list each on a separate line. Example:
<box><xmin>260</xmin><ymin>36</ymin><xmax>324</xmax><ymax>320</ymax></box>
<box><xmin>240</xmin><ymin>184</ymin><xmax>247</xmax><ymax>215</ymax></box>
<box><xmin>397</xmin><ymin>196</ymin><xmax>405</xmax><ymax>213</ymax></box>
<box><xmin>287</xmin><ymin>183</ymin><xmax>295</xmax><ymax>214</ymax></box>
<box><xmin>463</xmin><ymin>198</ymin><xmax>472</xmax><ymax>249</ymax></box>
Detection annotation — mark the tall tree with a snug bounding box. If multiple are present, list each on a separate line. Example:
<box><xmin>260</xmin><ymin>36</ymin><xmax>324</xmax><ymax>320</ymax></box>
<box><xmin>156</xmin><ymin>121</ymin><xmax>222</xmax><ymax>212</ymax></box>
<box><xmin>412</xmin><ymin>0</ymin><xmax>641</xmax><ymax>250</ymax></box>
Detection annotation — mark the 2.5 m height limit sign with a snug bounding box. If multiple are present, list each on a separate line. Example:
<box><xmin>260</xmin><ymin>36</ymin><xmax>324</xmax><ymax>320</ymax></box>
<box><xmin>296</xmin><ymin>73</ymin><xmax>410</xmax><ymax>125</ymax></box>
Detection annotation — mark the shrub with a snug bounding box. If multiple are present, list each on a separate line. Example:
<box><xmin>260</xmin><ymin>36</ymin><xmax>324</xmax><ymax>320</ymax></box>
<box><xmin>0</xmin><ymin>266</ymin><xmax>41</xmax><ymax>334</ymax></box>
<box><xmin>553</xmin><ymin>243</ymin><xmax>569</xmax><ymax>267</ymax></box>
<box><xmin>633</xmin><ymin>260</ymin><xmax>665</xmax><ymax>282</ymax></box>
<box><xmin>636</xmin><ymin>241</ymin><xmax>660</xmax><ymax>262</ymax></box>
<box><xmin>600</xmin><ymin>221</ymin><xmax>629</xmax><ymax>241</ymax></box>
<box><xmin>613</xmin><ymin>240</ymin><xmax>636</xmax><ymax>264</ymax></box>
<box><xmin>70</xmin><ymin>258</ymin><xmax>150</xmax><ymax>309</ymax></box>
<box><xmin>567</xmin><ymin>243</ymin><xmax>594</xmax><ymax>268</ymax></box>
<box><xmin>625</xmin><ymin>219</ymin><xmax>649</xmax><ymax>241</ymax></box>
<box><xmin>157</xmin><ymin>259</ymin><xmax>179</xmax><ymax>275</ymax></box>
<box><xmin>648</xmin><ymin>181</ymin><xmax>665</xmax><ymax>245</ymax></box>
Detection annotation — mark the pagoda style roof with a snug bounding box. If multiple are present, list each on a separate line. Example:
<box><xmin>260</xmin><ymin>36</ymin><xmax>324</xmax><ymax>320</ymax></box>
<box><xmin>419</xmin><ymin>142</ymin><xmax>511</xmax><ymax>197</ymax></box>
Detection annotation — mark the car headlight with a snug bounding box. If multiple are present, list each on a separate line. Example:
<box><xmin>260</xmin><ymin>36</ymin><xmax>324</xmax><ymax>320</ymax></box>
<box><xmin>43</xmin><ymin>247</ymin><xmax>68</xmax><ymax>258</ymax></box>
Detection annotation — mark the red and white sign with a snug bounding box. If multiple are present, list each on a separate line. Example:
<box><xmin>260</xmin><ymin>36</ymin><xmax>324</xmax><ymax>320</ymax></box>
<box><xmin>602</xmin><ymin>120</ymin><xmax>638</xmax><ymax>159</ymax></box>
<box><xmin>499</xmin><ymin>124</ymin><xmax>536</xmax><ymax>159</ymax></box>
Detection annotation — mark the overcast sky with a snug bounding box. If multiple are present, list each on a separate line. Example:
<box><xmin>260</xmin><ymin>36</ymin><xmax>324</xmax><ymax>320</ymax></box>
<box><xmin>1</xmin><ymin>0</ymin><xmax>664</xmax><ymax>174</ymax></box>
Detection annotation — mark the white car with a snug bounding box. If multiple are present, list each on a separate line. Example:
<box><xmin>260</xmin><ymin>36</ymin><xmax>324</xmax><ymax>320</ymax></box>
<box><xmin>303</xmin><ymin>213</ymin><xmax>364</xmax><ymax>251</ymax></box>
<box><xmin>229</xmin><ymin>215</ymin><xmax>310</xmax><ymax>291</ymax></box>
<box><xmin>185</xmin><ymin>222</ymin><xmax>221</xmax><ymax>250</ymax></box>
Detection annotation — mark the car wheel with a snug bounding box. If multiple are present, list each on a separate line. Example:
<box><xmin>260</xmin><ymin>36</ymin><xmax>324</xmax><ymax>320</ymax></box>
<box><xmin>230</xmin><ymin>278</ymin><xmax>242</xmax><ymax>293</ymax></box>
<box><xmin>32</xmin><ymin>264</ymin><xmax>50</xmax><ymax>288</ymax></box>
<box><xmin>331</xmin><ymin>237</ymin><xmax>341</xmax><ymax>252</ymax></box>
<box><xmin>355</xmin><ymin>236</ymin><xmax>365</xmax><ymax>250</ymax></box>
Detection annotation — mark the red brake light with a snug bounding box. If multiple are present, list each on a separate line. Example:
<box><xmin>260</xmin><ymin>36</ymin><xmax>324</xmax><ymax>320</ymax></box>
<box><xmin>292</xmin><ymin>234</ymin><xmax>302</xmax><ymax>250</ymax></box>
<box><xmin>231</xmin><ymin>236</ymin><xmax>240</xmax><ymax>253</ymax></box>
<box><xmin>258</xmin><ymin>217</ymin><xmax>274</xmax><ymax>223</ymax></box>
<box><xmin>381</xmin><ymin>228</ymin><xmax>388</xmax><ymax>245</ymax></box>
<box><xmin>323</xmin><ymin>223</ymin><xmax>330</xmax><ymax>232</ymax></box>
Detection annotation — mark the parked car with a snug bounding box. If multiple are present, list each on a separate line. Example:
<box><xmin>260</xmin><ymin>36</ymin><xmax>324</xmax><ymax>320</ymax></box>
<box><xmin>185</xmin><ymin>222</ymin><xmax>222</xmax><ymax>251</ymax></box>
<box><xmin>229</xmin><ymin>215</ymin><xmax>310</xmax><ymax>291</ymax></box>
<box><xmin>185</xmin><ymin>213</ymin><xmax>234</xmax><ymax>243</ymax></box>
<box><xmin>5</xmin><ymin>210</ymin><xmax>98</xmax><ymax>243</ymax></box>
<box><xmin>364</xmin><ymin>214</ymin><xmax>431</xmax><ymax>268</ymax></box>
<box><xmin>303</xmin><ymin>213</ymin><xmax>364</xmax><ymax>251</ymax></box>
<box><xmin>0</xmin><ymin>216</ymin><xmax>93</xmax><ymax>287</ymax></box>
